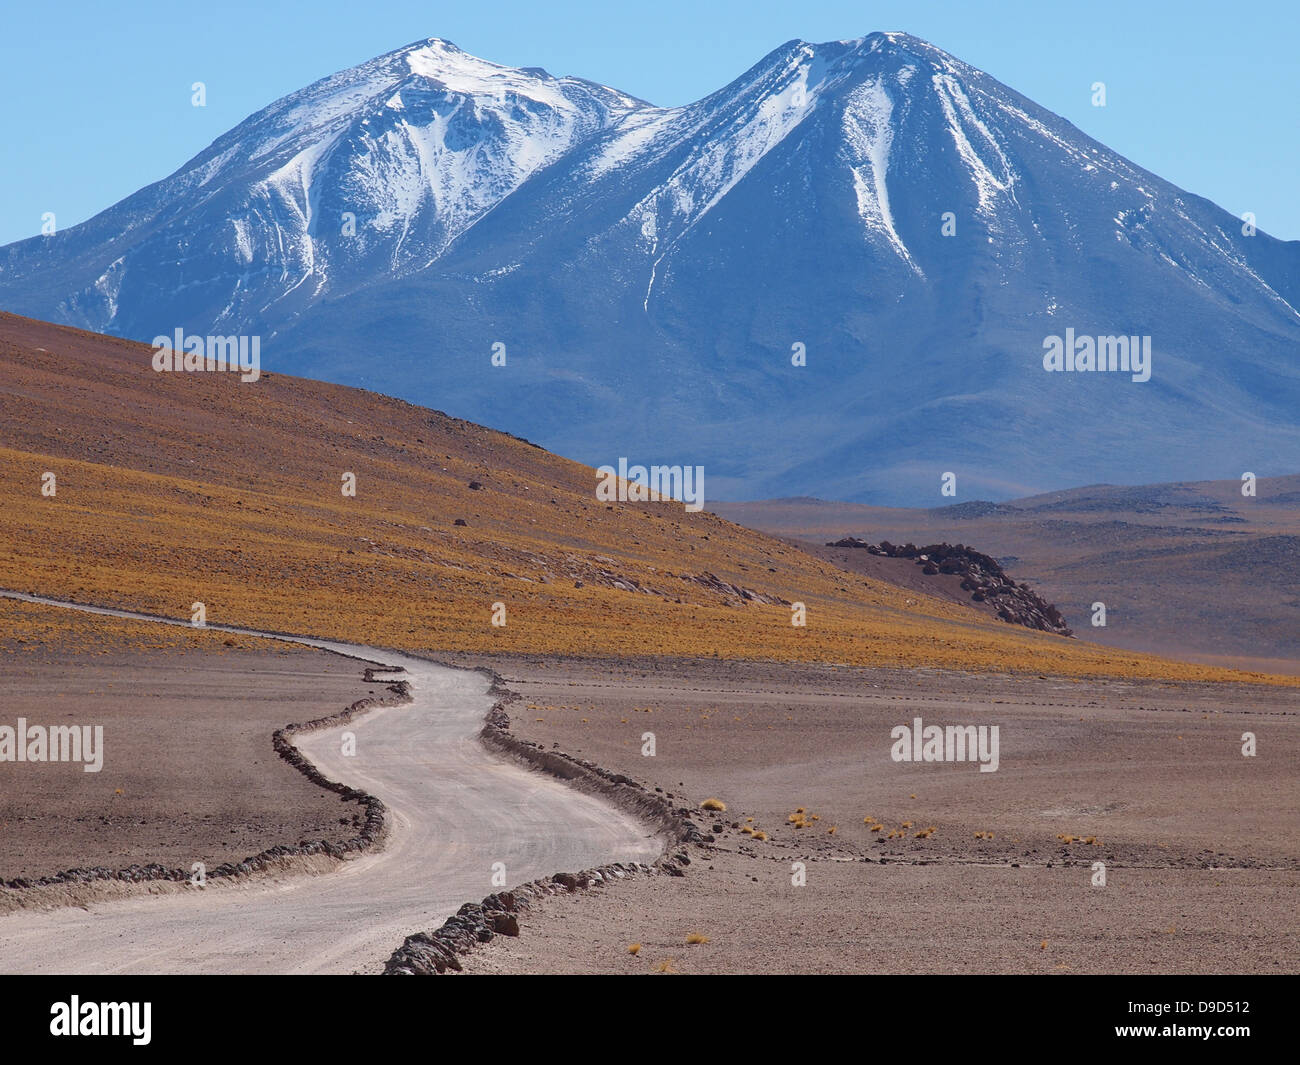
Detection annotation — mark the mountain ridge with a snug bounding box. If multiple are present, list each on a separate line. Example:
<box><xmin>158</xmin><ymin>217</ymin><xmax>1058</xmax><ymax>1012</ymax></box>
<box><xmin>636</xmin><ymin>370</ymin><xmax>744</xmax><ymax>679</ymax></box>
<box><xmin>2</xmin><ymin>31</ymin><xmax>1297</xmax><ymax>506</ymax></box>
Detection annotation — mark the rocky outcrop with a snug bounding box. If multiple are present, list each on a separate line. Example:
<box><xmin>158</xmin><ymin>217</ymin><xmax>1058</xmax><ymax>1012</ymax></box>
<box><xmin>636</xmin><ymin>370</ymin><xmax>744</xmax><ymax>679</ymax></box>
<box><xmin>828</xmin><ymin>539</ymin><xmax>1073</xmax><ymax>636</ymax></box>
<box><xmin>548</xmin><ymin>563</ymin><xmax>787</xmax><ymax>606</ymax></box>
<box><xmin>679</xmin><ymin>571</ymin><xmax>789</xmax><ymax>606</ymax></box>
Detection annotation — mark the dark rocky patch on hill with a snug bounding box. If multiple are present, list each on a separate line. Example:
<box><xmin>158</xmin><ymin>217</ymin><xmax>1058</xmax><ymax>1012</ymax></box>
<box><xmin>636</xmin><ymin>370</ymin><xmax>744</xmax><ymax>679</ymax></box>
<box><xmin>828</xmin><ymin>538</ymin><xmax>1073</xmax><ymax>636</ymax></box>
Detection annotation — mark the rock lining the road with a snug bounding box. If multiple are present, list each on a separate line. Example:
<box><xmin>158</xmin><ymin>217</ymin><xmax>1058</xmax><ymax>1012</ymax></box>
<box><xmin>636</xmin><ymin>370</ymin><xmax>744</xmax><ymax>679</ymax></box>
<box><xmin>0</xmin><ymin>668</ymin><xmax>410</xmax><ymax>906</ymax></box>
<box><xmin>383</xmin><ymin>671</ymin><xmax>702</xmax><ymax>975</ymax></box>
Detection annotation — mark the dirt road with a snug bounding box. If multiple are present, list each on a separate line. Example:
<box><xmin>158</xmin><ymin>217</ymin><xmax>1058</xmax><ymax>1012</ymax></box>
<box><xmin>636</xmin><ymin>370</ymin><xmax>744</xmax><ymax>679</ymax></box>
<box><xmin>0</xmin><ymin>592</ymin><xmax>661</xmax><ymax>974</ymax></box>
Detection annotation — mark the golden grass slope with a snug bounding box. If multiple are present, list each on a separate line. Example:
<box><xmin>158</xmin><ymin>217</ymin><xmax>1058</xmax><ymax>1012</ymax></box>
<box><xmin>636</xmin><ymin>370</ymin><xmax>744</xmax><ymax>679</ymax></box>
<box><xmin>0</xmin><ymin>598</ymin><xmax>302</xmax><ymax>657</ymax></box>
<box><xmin>0</xmin><ymin>312</ymin><xmax>1290</xmax><ymax>684</ymax></box>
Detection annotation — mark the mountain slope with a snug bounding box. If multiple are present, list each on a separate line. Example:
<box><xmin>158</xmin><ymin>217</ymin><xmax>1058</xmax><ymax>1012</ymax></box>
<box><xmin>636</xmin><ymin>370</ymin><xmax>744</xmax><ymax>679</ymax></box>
<box><xmin>6</xmin><ymin>310</ymin><xmax>1295</xmax><ymax>685</ymax></box>
<box><xmin>0</xmin><ymin>39</ymin><xmax>644</xmax><ymax>340</ymax></box>
<box><xmin>2</xmin><ymin>32</ymin><xmax>1297</xmax><ymax>505</ymax></box>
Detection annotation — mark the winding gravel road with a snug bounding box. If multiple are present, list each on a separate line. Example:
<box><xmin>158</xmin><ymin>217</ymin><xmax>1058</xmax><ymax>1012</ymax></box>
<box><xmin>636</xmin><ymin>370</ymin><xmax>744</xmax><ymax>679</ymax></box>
<box><xmin>0</xmin><ymin>592</ymin><xmax>661</xmax><ymax>974</ymax></box>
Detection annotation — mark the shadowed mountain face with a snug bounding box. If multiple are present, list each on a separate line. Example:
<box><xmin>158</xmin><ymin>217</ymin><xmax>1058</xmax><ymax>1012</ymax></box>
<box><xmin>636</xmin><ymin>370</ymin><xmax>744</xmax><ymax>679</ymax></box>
<box><xmin>715</xmin><ymin>476</ymin><xmax>1300</xmax><ymax>671</ymax></box>
<box><xmin>2</xmin><ymin>33</ymin><xmax>1297</xmax><ymax>505</ymax></box>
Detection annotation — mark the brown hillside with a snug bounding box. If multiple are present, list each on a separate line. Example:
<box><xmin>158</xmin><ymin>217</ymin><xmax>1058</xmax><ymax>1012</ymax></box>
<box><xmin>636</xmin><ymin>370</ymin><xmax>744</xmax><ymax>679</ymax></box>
<box><xmin>0</xmin><ymin>312</ymin><xmax>1290</xmax><ymax>684</ymax></box>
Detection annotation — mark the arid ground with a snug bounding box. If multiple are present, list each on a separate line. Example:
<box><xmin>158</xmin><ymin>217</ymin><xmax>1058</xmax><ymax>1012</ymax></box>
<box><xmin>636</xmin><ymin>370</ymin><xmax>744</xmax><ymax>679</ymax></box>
<box><xmin>0</xmin><ymin>312</ymin><xmax>1287</xmax><ymax>685</ymax></box>
<box><xmin>456</xmin><ymin>656</ymin><xmax>1299</xmax><ymax>974</ymax></box>
<box><xmin>0</xmin><ymin>598</ymin><xmax>372</xmax><ymax>884</ymax></box>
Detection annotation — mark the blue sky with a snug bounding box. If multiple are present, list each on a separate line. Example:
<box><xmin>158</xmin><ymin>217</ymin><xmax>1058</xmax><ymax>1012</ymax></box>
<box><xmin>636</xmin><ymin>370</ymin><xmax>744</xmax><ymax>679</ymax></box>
<box><xmin>1</xmin><ymin>0</ymin><xmax>1296</xmax><ymax>245</ymax></box>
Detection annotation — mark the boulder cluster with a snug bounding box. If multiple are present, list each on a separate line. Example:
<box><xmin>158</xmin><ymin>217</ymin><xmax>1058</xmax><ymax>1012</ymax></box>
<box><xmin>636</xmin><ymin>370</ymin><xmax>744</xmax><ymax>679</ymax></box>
<box><xmin>828</xmin><ymin>538</ymin><xmax>1073</xmax><ymax>636</ymax></box>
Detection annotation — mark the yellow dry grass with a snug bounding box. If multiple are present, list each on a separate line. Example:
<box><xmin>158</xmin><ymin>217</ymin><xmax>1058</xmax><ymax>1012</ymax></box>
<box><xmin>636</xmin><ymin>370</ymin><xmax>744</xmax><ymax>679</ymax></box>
<box><xmin>0</xmin><ymin>597</ymin><xmax>297</xmax><ymax>656</ymax></box>
<box><xmin>0</xmin><ymin>314</ymin><xmax>1293</xmax><ymax>685</ymax></box>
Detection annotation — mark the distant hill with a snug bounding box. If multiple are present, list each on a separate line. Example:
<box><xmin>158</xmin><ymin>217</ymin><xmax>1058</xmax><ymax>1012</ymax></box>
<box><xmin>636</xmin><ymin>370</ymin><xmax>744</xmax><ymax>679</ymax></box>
<box><xmin>716</xmin><ymin>478</ymin><xmax>1300</xmax><ymax>671</ymax></box>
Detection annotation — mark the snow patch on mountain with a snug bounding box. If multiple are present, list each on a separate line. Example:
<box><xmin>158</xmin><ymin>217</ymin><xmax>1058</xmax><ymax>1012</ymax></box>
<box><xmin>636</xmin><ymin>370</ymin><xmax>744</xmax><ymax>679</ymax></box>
<box><xmin>841</xmin><ymin>77</ymin><xmax>921</xmax><ymax>274</ymax></box>
<box><xmin>231</xmin><ymin>218</ymin><xmax>255</xmax><ymax>265</ymax></box>
<box><xmin>615</xmin><ymin>45</ymin><xmax>843</xmax><ymax>309</ymax></box>
<box><xmin>91</xmin><ymin>258</ymin><xmax>126</xmax><ymax>323</ymax></box>
<box><xmin>587</xmin><ymin>109</ymin><xmax>678</xmax><ymax>179</ymax></box>
<box><xmin>933</xmin><ymin>74</ymin><xmax>1015</xmax><ymax>214</ymax></box>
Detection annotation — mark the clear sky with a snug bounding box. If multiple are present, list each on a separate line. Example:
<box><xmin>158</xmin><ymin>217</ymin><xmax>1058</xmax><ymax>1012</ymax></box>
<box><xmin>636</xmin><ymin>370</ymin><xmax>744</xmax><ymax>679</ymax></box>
<box><xmin>1</xmin><ymin>0</ymin><xmax>1296</xmax><ymax>245</ymax></box>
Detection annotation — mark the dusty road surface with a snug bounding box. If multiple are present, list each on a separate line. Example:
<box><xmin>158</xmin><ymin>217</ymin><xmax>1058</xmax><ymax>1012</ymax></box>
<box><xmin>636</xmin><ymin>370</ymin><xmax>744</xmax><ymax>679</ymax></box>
<box><xmin>0</xmin><ymin>593</ymin><xmax>661</xmax><ymax>974</ymax></box>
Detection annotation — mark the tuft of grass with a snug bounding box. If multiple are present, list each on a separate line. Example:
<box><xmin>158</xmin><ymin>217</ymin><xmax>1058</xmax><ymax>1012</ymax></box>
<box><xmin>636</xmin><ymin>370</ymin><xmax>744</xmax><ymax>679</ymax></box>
<box><xmin>628</xmin><ymin>943</ymin><xmax>641</xmax><ymax>955</ymax></box>
<box><xmin>654</xmin><ymin>959</ymin><xmax>675</xmax><ymax>973</ymax></box>
<box><xmin>700</xmin><ymin>798</ymin><xmax>727</xmax><ymax>812</ymax></box>
<box><xmin>752</xmin><ymin>829</ymin><xmax>768</xmax><ymax>841</ymax></box>
<box><xmin>686</xmin><ymin>933</ymin><xmax>710</xmax><ymax>945</ymax></box>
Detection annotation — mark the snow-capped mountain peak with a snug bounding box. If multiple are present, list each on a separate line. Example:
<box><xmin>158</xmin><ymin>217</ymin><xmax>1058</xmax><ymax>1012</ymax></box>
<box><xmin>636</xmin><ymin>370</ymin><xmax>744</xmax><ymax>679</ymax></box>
<box><xmin>1</xmin><ymin>33</ymin><xmax>1296</xmax><ymax>504</ymax></box>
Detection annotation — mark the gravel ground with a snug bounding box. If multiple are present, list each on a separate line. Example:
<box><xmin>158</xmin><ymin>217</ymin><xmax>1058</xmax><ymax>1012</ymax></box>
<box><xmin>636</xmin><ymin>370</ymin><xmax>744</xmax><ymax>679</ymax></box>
<box><xmin>454</xmin><ymin>655</ymin><xmax>1299</xmax><ymax>974</ymax></box>
<box><xmin>0</xmin><ymin>648</ymin><xmax>371</xmax><ymax>879</ymax></box>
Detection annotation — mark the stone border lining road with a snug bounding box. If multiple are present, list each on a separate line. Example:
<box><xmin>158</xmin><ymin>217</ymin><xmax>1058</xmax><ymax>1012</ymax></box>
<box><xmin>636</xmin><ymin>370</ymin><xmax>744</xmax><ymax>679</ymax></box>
<box><xmin>0</xmin><ymin>590</ymin><xmax>676</xmax><ymax>973</ymax></box>
<box><xmin>0</xmin><ymin>664</ymin><xmax>409</xmax><ymax>896</ymax></box>
<box><xmin>383</xmin><ymin>680</ymin><xmax>704</xmax><ymax>974</ymax></box>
